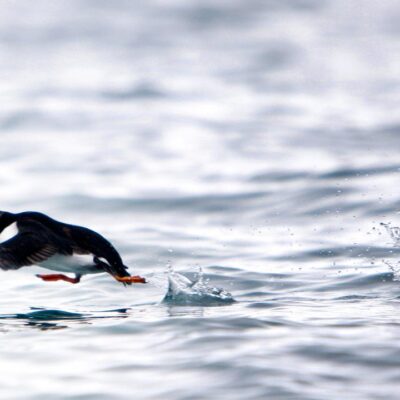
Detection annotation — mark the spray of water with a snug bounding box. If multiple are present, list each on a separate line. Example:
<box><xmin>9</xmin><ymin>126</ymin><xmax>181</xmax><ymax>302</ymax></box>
<box><xmin>381</xmin><ymin>222</ymin><xmax>400</xmax><ymax>280</ymax></box>
<box><xmin>381</xmin><ymin>222</ymin><xmax>400</xmax><ymax>246</ymax></box>
<box><xmin>163</xmin><ymin>265</ymin><xmax>235</xmax><ymax>305</ymax></box>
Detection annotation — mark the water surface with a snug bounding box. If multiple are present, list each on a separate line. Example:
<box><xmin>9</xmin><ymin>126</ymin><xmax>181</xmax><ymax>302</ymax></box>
<box><xmin>1</xmin><ymin>0</ymin><xmax>400</xmax><ymax>399</ymax></box>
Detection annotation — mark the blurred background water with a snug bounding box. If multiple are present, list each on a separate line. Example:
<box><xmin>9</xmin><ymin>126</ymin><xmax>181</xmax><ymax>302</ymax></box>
<box><xmin>1</xmin><ymin>0</ymin><xmax>400</xmax><ymax>399</ymax></box>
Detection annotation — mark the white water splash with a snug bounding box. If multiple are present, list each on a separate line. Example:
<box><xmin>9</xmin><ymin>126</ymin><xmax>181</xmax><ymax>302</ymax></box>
<box><xmin>163</xmin><ymin>267</ymin><xmax>235</xmax><ymax>305</ymax></box>
<box><xmin>382</xmin><ymin>260</ymin><xmax>400</xmax><ymax>282</ymax></box>
<box><xmin>381</xmin><ymin>222</ymin><xmax>400</xmax><ymax>247</ymax></box>
<box><xmin>380</xmin><ymin>223</ymin><xmax>400</xmax><ymax>280</ymax></box>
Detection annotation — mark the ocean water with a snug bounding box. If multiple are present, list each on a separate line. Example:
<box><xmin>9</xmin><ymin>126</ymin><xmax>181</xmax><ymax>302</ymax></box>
<box><xmin>1</xmin><ymin>0</ymin><xmax>400</xmax><ymax>399</ymax></box>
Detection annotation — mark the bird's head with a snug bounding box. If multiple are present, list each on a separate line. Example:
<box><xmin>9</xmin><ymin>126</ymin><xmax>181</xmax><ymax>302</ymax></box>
<box><xmin>0</xmin><ymin>211</ymin><xmax>16</xmax><ymax>233</ymax></box>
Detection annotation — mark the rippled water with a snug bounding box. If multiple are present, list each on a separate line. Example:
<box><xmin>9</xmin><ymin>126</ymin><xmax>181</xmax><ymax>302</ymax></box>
<box><xmin>1</xmin><ymin>0</ymin><xmax>400</xmax><ymax>399</ymax></box>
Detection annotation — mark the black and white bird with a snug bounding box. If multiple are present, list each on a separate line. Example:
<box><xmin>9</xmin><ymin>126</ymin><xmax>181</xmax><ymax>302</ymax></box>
<box><xmin>0</xmin><ymin>211</ymin><xmax>146</xmax><ymax>285</ymax></box>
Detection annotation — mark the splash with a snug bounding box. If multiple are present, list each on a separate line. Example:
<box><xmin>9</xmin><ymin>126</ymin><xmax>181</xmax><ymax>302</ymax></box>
<box><xmin>380</xmin><ymin>223</ymin><xmax>400</xmax><ymax>280</ymax></box>
<box><xmin>163</xmin><ymin>267</ymin><xmax>235</xmax><ymax>306</ymax></box>
<box><xmin>382</xmin><ymin>260</ymin><xmax>400</xmax><ymax>282</ymax></box>
<box><xmin>381</xmin><ymin>222</ymin><xmax>400</xmax><ymax>246</ymax></box>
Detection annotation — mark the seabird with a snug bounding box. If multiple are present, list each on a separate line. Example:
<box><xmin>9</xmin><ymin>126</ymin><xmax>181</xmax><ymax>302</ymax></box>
<box><xmin>0</xmin><ymin>211</ymin><xmax>146</xmax><ymax>285</ymax></box>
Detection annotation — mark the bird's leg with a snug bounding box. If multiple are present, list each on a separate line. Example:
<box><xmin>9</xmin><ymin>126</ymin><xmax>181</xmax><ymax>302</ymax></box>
<box><xmin>36</xmin><ymin>274</ymin><xmax>81</xmax><ymax>284</ymax></box>
<box><xmin>115</xmin><ymin>275</ymin><xmax>147</xmax><ymax>284</ymax></box>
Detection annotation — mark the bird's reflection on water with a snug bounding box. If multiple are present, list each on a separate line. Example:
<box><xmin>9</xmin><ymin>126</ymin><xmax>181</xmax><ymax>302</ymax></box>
<box><xmin>0</xmin><ymin>307</ymin><xmax>131</xmax><ymax>331</ymax></box>
<box><xmin>164</xmin><ymin>305</ymin><xmax>205</xmax><ymax>318</ymax></box>
<box><xmin>25</xmin><ymin>321</ymin><xmax>68</xmax><ymax>331</ymax></box>
<box><xmin>0</xmin><ymin>302</ymin><xmax>228</xmax><ymax>331</ymax></box>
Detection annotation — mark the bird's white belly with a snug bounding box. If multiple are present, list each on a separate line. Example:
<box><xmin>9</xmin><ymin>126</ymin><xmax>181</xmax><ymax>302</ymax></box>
<box><xmin>38</xmin><ymin>254</ymin><xmax>100</xmax><ymax>275</ymax></box>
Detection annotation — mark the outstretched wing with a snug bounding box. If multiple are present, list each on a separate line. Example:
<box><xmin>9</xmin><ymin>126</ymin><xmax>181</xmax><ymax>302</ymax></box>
<box><xmin>0</xmin><ymin>234</ymin><xmax>58</xmax><ymax>270</ymax></box>
<box><xmin>0</xmin><ymin>220</ymin><xmax>72</xmax><ymax>270</ymax></box>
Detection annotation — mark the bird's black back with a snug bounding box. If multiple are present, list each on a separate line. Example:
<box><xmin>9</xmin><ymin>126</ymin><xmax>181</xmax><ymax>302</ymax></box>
<box><xmin>16</xmin><ymin>212</ymin><xmax>129</xmax><ymax>277</ymax></box>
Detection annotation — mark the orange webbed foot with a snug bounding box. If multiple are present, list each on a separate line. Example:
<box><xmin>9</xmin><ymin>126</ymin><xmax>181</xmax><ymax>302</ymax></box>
<box><xmin>36</xmin><ymin>274</ymin><xmax>81</xmax><ymax>284</ymax></box>
<box><xmin>115</xmin><ymin>275</ymin><xmax>147</xmax><ymax>284</ymax></box>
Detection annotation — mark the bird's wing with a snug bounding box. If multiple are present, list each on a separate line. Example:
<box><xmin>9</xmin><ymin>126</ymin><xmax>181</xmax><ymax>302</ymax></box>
<box><xmin>0</xmin><ymin>233</ymin><xmax>58</xmax><ymax>270</ymax></box>
<box><xmin>0</xmin><ymin>220</ymin><xmax>72</xmax><ymax>270</ymax></box>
